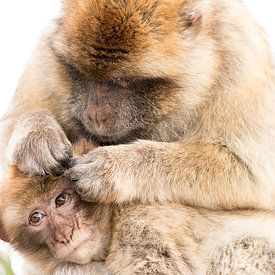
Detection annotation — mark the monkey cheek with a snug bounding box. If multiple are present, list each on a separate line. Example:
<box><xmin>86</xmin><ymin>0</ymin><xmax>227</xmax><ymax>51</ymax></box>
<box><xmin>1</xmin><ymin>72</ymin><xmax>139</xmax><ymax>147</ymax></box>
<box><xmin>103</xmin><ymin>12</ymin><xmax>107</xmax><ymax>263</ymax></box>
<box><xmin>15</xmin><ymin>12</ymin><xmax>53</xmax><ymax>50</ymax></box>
<box><xmin>67</xmin><ymin>249</ymin><xmax>94</xmax><ymax>265</ymax></box>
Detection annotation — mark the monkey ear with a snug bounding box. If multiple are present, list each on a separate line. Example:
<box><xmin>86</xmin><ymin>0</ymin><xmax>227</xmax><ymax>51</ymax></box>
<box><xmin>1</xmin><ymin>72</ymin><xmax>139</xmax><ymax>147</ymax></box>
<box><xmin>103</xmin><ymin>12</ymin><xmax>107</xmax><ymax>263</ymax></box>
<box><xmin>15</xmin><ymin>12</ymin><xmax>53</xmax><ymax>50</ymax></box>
<box><xmin>181</xmin><ymin>9</ymin><xmax>202</xmax><ymax>29</ymax></box>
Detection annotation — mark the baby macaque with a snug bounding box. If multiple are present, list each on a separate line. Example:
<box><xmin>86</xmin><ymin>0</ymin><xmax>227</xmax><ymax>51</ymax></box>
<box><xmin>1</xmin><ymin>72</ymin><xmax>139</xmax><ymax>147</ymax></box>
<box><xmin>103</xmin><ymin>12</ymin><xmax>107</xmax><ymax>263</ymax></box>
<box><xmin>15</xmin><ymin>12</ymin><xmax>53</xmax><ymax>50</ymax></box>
<box><xmin>0</xmin><ymin>168</ymin><xmax>275</xmax><ymax>274</ymax></box>
<box><xmin>0</xmin><ymin>167</ymin><xmax>110</xmax><ymax>274</ymax></box>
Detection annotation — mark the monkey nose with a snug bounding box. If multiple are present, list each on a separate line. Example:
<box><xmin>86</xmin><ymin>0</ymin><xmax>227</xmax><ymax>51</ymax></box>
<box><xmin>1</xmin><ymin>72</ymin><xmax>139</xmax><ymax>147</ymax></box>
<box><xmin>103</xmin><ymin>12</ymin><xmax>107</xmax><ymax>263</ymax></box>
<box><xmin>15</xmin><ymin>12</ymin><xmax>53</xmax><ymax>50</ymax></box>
<box><xmin>54</xmin><ymin>227</ymin><xmax>73</xmax><ymax>244</ymax></box>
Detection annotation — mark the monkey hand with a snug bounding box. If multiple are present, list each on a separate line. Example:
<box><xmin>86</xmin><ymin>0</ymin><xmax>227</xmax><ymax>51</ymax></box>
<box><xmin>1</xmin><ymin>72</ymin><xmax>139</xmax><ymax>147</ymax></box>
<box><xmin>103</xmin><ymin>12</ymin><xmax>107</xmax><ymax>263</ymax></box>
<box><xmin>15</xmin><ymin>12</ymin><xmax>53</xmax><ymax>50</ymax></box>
<box><xmin>66</xmin><ymin>146</ymin><xmax>120</xmax><ymax>203</ymax></box>
<box><xmin>7</xmin><ymin>112</ymin><xmax>72</xmax><ymax>176</ymax></box>
<box><xmin>66</xmin><ymin>141</ymin><xmax>168</xmax><ymax>203</ymax></box>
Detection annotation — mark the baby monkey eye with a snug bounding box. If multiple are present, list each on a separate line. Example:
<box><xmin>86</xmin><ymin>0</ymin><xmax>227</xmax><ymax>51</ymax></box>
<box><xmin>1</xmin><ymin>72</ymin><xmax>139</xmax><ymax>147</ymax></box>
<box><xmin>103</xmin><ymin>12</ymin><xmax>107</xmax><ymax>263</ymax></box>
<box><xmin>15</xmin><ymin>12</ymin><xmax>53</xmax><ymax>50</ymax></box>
<box><xmin>55</xmin><ymin>193</ymin><xmax>70</xmax><ymax>208</ymax></box>
<box><xmin>29</xmin><ymin>211</ymin><xmax>46</xmax><ymax>226</ymax></box>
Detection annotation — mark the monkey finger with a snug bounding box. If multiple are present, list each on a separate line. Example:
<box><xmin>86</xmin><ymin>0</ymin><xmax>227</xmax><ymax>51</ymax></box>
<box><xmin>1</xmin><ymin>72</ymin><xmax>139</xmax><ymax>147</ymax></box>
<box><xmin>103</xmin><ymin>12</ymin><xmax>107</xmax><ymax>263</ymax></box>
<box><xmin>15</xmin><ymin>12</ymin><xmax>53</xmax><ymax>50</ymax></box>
<box><xmin>46</xmin><ymin>162</ymin><xmax>67</xmax><ymax>176</ymax></box>
<box><xmin>73</xmin><ymin>180</ymin><xmax>101</xmax><ymax>202</ymax></box>
<box><xmin>50</xmin><ymin>145</ymin><xmax>72</xmax><ymax>168</ymax></box>
<box><xmin>33</xmin><ymin>149</ymin><xmax>67</xmax><ymax>176</ymax></box>
<box><xmin>64</xmin><ymin>167</ymin><xmax>81</xmax><ymax>182</ymax></box>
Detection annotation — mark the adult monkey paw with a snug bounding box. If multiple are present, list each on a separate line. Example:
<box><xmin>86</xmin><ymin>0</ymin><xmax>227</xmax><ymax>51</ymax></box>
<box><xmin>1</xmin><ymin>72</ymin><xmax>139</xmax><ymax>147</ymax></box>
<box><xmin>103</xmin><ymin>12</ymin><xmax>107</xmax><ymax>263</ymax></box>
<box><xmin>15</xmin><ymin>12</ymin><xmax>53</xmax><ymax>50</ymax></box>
<box><xmin>66</xmin><ymin>141</ymin><xmax>164</xmax><ymax>204</ymax></box>
<box><xmin>7</xmin><ymin>112</ymin><xmax>72</xmax><ymax>176</ymax></box>
<box><xmin>66</xmin><ymin>146</ymin><xmax>120</xmax><ymax>203</ymax></box>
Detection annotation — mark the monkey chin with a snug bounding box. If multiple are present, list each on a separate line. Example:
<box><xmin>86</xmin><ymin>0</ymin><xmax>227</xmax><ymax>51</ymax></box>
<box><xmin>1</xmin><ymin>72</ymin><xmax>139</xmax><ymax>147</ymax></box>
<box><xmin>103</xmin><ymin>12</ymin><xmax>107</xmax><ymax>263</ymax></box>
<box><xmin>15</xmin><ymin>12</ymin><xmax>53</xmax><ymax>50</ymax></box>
<box><xmin>62</xmin><ymin>246</ymin><xmax>97</xmax><ymax>265</ymax></box>
<box><xmin>62</xmin><ymin>237</ymin><xmax>107</xmax><ymax>265</ymax></box>
<box><xmin>66</xmin><ymin>249</ymin><xmax>93</xmax><ymax>265</ymax></box>
<box><xmin>83</xmin><ymin>121</ymin><xmax>140</xmax><ymax>145</ymax></box>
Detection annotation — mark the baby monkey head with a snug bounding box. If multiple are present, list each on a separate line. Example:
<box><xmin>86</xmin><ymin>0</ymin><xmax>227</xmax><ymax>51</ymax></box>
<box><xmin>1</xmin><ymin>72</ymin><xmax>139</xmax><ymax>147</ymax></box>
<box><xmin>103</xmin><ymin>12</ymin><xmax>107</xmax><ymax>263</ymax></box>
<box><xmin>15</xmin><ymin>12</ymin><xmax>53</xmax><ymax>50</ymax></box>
<box><xmin>0</xmin><ymin>170</ymin><xmax>111</xmax><ymax>269</ymax></box>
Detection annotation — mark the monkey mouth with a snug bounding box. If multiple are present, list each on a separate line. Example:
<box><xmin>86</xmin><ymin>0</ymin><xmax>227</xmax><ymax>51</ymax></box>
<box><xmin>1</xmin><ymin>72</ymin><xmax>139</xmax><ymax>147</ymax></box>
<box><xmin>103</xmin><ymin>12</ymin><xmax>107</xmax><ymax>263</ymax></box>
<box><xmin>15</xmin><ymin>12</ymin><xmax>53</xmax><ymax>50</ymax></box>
<box><xmin>63</xmin><ymin>238</ymin><xmax>102</xmax><ymax>265</ymax></box>
<box><xmin>53</xmin><ymin>241</ymin><xmax>92</xmax><ymax>265</ymax></box>
<box><xmin>48</xmin><ymin>237</ymin><xmax>93</xmax><ymax>265</ymax></box>
<box><xmin>82</xmin><ymin>122</ymin><xmax>143</xmax><ymax>145</ymax></box>
<box><xmin>66</xmin><ymin>249</ymin><xmax>91</xmax><ymax>265</ymax></box>
<box><xmin>73</xmin><ymin>115</ymin><xmax>143</xmax><ymax>145</ymax></box>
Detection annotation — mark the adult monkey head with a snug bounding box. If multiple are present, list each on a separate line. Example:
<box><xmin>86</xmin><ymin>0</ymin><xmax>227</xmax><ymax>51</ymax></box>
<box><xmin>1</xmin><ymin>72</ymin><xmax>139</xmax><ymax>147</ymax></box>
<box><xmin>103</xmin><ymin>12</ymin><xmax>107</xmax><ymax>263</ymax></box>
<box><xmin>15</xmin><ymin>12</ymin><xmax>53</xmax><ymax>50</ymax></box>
<box><xmin>52</xmin><ymin>0</ymin><xmax>205</xmax><ymax>144</ymax></box>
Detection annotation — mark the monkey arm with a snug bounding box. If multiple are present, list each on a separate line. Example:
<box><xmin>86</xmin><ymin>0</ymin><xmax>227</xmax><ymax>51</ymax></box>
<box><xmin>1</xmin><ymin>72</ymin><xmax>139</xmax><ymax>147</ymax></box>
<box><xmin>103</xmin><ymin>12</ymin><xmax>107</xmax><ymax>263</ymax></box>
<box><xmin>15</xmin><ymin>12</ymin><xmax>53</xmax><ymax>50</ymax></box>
<box><xmin>0</xmin><ymin>27</ymin><xmax>72</xmax><ymax>176</ymax></box>
<box><xmin>68</xmin><ymin>140</ymin><xmax>273</xmax><ymax>210</ymax></box>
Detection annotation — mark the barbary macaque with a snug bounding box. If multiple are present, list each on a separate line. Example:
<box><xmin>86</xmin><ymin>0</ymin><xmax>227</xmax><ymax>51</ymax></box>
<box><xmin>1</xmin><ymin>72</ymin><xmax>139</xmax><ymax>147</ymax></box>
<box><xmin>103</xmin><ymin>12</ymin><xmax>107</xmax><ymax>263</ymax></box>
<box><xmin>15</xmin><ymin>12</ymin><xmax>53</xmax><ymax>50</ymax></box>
<box><xmin>0</xmin><ymin>0</ymin><xmax>275</xmax><ymax>209</ymax></box>
<box><xmin>0</xmin><ymin>167</ymin><xmax>275</xmax><ymax>275</ymax></box>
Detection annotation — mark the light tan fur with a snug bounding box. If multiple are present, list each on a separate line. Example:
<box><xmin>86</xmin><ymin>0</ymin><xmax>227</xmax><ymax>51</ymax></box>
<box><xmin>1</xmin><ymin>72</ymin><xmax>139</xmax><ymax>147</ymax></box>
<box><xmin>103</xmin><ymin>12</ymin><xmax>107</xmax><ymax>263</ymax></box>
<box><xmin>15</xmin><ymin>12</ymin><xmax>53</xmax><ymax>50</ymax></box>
<box><xmin>42</xmin><ymin>205</ymin><xmax>275</xmax><ymax>274</ymax></box>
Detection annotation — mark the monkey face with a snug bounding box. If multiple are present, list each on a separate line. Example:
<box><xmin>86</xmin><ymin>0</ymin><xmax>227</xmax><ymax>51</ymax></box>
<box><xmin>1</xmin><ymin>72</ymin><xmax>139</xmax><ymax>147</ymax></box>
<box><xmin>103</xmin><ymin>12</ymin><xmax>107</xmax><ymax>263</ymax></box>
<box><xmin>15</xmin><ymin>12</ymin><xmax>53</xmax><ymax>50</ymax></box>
<box><xmin>52</xmin><ymin>0</ymin><xmax>203</xmax><ymax>144</ymax></box>
<box><xmin>25</xmin><ymin>185</ymin><xmax>98</xmax><ymax>265</ymax></box>
<box><xmin>0</xmin><ymin>175</ymin><xmax>111</xmax><ymax>267</ymax></box>
<box><xmin>68</xmin><ymin>74</ymin><xmax>177</xmax><ymax>144</ymax></box>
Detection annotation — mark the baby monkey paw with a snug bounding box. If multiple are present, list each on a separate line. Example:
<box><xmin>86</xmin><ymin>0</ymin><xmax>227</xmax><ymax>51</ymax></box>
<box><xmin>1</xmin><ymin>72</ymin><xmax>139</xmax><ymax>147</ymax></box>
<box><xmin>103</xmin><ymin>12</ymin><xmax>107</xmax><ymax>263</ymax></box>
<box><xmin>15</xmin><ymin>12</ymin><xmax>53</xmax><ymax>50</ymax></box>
<box><xmin>66</xmin><ymin>147</ymin><xmax>120</xmax><ymax>203</ymax></box>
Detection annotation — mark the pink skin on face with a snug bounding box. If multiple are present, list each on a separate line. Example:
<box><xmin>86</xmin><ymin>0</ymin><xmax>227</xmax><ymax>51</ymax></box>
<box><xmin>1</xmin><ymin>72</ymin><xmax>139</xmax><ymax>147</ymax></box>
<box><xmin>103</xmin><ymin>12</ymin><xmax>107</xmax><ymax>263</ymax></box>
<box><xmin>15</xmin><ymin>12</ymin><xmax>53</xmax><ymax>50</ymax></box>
<box><xmin>26</xmin><ymin>188</ymin><xmax>102</xmax><ymax>264</ymax></box>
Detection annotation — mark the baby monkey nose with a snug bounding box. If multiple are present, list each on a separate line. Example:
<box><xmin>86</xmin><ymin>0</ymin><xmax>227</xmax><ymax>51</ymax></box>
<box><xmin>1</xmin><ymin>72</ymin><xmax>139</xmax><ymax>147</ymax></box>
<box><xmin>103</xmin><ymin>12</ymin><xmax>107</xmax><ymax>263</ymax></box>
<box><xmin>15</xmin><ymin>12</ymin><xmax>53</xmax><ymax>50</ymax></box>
<box><xmin>54</xmin><ymin>226</ymin><xmax>73</xmax><ymax>244</ymax></box>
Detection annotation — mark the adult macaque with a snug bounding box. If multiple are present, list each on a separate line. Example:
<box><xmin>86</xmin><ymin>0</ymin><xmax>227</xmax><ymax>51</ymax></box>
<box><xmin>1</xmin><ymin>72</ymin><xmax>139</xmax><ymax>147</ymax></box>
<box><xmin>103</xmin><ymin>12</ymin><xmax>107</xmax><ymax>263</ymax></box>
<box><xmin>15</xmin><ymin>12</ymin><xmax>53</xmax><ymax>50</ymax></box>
<box><xmin>0</xmin><ymin>168</ymin><xmax>275</xmax><ymax>275</ymax></box>
<box><xmin>0</xmin><ymin>0</ymin><xmax>274</xmax><ymax>209</ymax></box>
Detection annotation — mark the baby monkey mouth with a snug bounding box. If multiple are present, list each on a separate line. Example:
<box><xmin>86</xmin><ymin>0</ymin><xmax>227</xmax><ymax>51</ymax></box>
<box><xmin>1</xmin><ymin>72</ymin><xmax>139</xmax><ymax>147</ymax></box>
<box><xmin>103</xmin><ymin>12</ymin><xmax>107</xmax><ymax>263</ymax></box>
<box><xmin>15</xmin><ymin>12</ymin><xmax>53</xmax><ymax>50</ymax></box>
<box><xmin>49</xmin><ymin>237</ymin><xmax>94</xmax><ymax>265</ymax></box>
<box><xmin>65</xmin><ymin>240</ymin><xmax>95</xmax><ymax>265</ymax></box>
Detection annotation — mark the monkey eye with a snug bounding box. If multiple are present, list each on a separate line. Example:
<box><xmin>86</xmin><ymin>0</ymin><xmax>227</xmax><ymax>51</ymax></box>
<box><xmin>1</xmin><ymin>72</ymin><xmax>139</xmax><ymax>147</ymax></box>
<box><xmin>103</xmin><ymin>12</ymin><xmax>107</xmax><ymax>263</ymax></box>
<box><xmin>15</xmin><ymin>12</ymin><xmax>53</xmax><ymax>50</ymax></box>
<box><xmin>55</xmin><ymin>193</ymin><xmax>70</xmax><ymax>208</ymax></box>
<box><xmin>29</xmin><ymin>210</ymin><xmax>46</xmax><ymax>226</ymax></box>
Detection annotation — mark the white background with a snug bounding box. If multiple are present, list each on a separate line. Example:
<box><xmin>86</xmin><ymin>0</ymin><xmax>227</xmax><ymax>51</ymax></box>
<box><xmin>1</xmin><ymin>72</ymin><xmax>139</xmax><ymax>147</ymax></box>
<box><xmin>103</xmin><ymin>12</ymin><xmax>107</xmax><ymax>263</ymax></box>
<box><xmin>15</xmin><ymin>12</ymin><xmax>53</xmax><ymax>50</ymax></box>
<box><xmin>0</xmin><ymin>1</ymin><xmax>275</xmax><ymax>274</ymax></box>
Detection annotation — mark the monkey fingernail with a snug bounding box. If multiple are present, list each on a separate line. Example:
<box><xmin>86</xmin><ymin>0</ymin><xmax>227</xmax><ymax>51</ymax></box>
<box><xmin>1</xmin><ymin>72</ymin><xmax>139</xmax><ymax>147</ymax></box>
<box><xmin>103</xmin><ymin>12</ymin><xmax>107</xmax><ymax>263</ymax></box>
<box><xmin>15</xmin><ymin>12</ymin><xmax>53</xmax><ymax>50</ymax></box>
<box><xmin>69</xmin><ymin>158</ymin><xmax>77</xmax><ymax>167</ymax></box>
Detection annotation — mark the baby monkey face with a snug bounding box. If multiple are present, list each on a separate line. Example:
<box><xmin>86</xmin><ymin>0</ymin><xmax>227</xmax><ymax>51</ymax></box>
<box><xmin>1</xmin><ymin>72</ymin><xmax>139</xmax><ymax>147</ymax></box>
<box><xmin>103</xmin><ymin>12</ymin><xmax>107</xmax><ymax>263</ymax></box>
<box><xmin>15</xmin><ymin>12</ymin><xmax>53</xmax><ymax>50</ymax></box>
<box><xmin>27</xmin><ymin>182</ymin><xmax>95</xmax><ymax>264</ymax></box>
<box><xmin>1</xmin><ymin>175</ymin><xmax>111</xmax><ymax>267</ymax></box>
